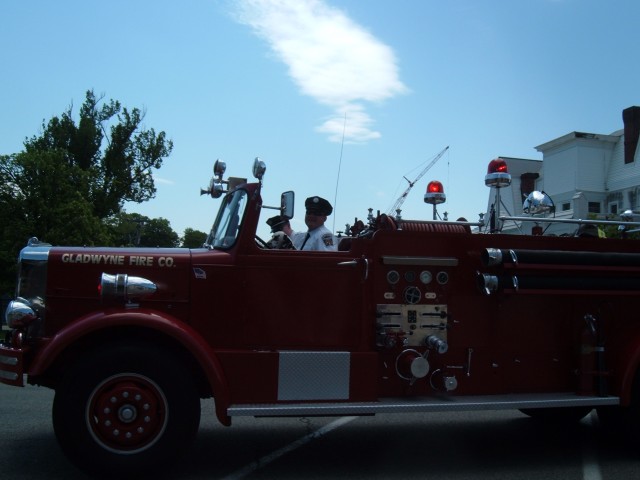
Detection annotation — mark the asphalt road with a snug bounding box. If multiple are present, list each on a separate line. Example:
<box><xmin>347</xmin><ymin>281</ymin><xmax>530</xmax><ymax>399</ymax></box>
<box><xmin>1</xmin><ymin>382</ymin><xmax>639</xmax><ymax>479</ymax></box>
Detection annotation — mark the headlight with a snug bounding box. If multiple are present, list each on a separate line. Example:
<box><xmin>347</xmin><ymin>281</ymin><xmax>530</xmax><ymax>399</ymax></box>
<box><xmin>5</xmin><ymin>298</ymin><xmax>37</xmax><ymax>329</ymax></box>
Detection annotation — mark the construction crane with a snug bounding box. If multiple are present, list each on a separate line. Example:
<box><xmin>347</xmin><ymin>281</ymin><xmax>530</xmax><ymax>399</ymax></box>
<box><xmin>388</xmin><ymin>145</ymin><xmax>450</xmax><ymax>216</ymax></box>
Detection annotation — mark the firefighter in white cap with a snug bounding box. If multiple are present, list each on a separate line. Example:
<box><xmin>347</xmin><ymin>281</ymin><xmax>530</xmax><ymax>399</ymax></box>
<box><xmin>283</xmin><ymin>196</ymin><xmax>337</xmax><ymax>251</ymax></box>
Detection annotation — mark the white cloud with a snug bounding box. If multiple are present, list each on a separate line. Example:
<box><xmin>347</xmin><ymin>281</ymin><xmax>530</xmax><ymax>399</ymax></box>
<box><xmin>316</xmin><ymin>103</ymin><xmax>381</xmax><ymax>142</ymax></box>
<box><xmin>232</xmin><ymin>0</ymin><xmax>408</xmax><ymax>142</ymax></box>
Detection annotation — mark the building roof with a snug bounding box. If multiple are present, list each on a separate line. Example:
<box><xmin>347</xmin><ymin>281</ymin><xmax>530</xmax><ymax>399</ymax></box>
<box><xmin>535</xmin><ymin>131</ymin><xmax>620</xmax><ymax>153</ymax></box>
<box><xmin>485</xmin><ymin>106</ymin><xmax>640</xmax><ymax>235</ymax></box>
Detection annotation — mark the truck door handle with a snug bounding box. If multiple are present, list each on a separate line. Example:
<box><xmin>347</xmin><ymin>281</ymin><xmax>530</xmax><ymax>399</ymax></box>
<box><xmin>337</xmin><ymin>258</ymin><xmax>369</xmax><ymax>280</ymax></box>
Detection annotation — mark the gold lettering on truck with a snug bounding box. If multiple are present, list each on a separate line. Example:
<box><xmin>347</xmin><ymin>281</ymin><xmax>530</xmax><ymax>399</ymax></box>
<box><xmin>61</xmin><ymin>253</ymin><xmax>125</xmax><ymax>265</ymax></box>
<box><xmin>60</xmin><ymin>253</ymin><xmax>175</xmax><ymax>267</ymax></box>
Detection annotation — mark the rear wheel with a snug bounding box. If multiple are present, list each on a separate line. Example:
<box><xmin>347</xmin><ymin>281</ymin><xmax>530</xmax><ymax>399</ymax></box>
<box><xmin>597</xmin><ymin>369</ymin><xmax>640</xmax><ymax>439</ymax></box>
<box><xmin>53</xmin><ymin>342</ymin><xmax>201</xmax><ymax>477</ymax></box>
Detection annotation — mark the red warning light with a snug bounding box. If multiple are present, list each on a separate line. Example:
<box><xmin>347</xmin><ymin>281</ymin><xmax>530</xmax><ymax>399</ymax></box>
<box><xmin>424</xmin><ymin>180</ymin><xmax>446</xmax><ymax>204</ymax></box>
<box><xmin>487</xmin><ymin>158</ymin><xmax>509</xmax><ymax>174</ymax></box>
<box><xmin>485</xmin><ymin>158</ymin><xmax>511</xmax><ymax>187</ymax></box>
<box><xmin>426</xmin><ymin>180</ymin><xmax>444</xmax><ymax>194</ymax></box>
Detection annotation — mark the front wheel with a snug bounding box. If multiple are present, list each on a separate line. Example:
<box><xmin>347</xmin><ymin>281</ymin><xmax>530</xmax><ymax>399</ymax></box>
<box><xmin>53</xmin><ymin>342</ymin><xmax>201</xmax><ymax>477</ymax></box>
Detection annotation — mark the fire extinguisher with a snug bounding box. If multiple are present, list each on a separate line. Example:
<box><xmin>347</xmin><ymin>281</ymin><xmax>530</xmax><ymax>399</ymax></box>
<box><xmin>578</xmin><ymin>314</ymin><xmax>597</xmax><ymax>395</ymax></box>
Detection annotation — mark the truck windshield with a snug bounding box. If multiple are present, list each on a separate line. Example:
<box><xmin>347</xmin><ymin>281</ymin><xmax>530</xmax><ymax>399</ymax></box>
<box><xmin>205</xmin><ymin>189</ymin><xmax>249</xmax><ymax>249</ymax></box>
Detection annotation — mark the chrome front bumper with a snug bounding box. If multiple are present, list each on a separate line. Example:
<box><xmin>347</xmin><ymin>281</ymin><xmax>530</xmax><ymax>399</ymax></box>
<box><xmin>0</xmin><ymin>337</ymin><xmax>26</xmax><ymax>387</ymax></box>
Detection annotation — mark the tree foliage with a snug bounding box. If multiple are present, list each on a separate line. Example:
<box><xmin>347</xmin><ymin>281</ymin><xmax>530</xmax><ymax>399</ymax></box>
<box><xmin>181</xmin><ymin>228</ymin><xmax>208</xmax><ymax>248</ymax></box>
<box><xmin>107</xmin><ymin>212</ymin><xmax>179</xmax><ymax>248</ymax></box>
<box><xmin>23</xmin><ymin>90</ymin><xmax>173</xmax><ymax>220</ymax></box>
<box><xmin>0</xmin><ymin>150</ymin><xmax>110</xmax><ymax>245</ymax></box>
<box><xmin>0</xmin><ymin>90</ymin><xmax>174</xmax><ymax>295</ymax></box>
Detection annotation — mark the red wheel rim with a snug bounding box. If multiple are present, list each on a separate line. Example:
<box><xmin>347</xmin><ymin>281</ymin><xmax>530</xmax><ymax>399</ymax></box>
<box><xmin>86</xmin><ymin>373</ymin><xmax>168</xmax><ymax>454</ymax></box>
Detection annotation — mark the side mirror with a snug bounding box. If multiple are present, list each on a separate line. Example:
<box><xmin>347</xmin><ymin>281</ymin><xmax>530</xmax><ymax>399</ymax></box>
<box><xmin>281</xmin><ymin>191</ymin><xmax>294</xmax><ymax>219</ymax></box>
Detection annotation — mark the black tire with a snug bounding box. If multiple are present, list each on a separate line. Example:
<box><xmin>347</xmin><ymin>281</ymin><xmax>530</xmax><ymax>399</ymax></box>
<box><xmin>597</xmin><ymin>369</ymin><xmax>640</xmax><ymax>439</ymax></box>
<box><xmin>519</xmin><ymin>406</ymin><xmax>592</xmax><ymax>423</ymax></box>
<box><xmin>596</xmin><ymin>405</ymin><xmax>627</xmax><ymax>430</ymax></box>
<box><xmin>52</xmin><ymin>341</ymin><xmax>201</xmax><ymax>478</ymax></box>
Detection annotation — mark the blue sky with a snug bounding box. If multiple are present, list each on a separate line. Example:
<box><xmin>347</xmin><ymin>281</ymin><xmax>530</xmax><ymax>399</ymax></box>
<box><xmin>1</xmin><ymin>0</ymin><xmax>639</xmax><ymax>239</ymax></box>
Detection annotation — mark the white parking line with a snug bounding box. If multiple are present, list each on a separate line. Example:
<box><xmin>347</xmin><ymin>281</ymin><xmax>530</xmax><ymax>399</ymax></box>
<box><xmin>221</xmin><ymin>416</ymin><xmax>358</xmax><ymax>480</ymax></box>
<box><xmin>582</xmin><ymin>411</ymin><xmax>603</xmax><ymax>480</ymax></box>
<box><xmin>223</xmin><ymin>410</ymin><xmax>604</xmax><ymax>479</ymax></box>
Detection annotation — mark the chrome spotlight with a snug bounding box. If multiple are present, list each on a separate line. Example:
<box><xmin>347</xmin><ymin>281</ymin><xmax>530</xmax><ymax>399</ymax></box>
<box><xmin>523</xmin><ymin>191</ymin><xmax>554</xmax><ymax>215</ymax></box>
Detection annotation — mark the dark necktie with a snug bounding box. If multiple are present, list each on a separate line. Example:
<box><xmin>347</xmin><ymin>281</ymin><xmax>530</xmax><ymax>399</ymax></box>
<box><xmin>300</xmin><ymin>232</ymin><xmax>311</xmax><ymax>250</ymax></box>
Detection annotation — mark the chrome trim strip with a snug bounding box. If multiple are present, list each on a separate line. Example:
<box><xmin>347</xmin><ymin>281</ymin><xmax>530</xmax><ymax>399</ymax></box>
<box><xmin>382</xmin><ymin>256</ymin><xmax>459</xmax><ymax>267</ymax></box>
<box><xmin>20</xmin><ymin>245</ymin><xmax>52</xmax><ymax>262</ymax></box>
<box><xmin>228</xmin><ymin>393</ymin><xmax>619</xmax><ymax>417</ymax></box>
<box><xmin>0</xmin><ymin>370</ymin><xmax>19</xmax><ymax>381</ymax></box>
<box><xmin>0</xmin><ymin>355</ymin><xmax>18</xmax><ymax>366</ymax></box>
<box><xmin>500</xmin><ymin>215</ymin><xmax>640</xmax><ymax>227</ymax></box>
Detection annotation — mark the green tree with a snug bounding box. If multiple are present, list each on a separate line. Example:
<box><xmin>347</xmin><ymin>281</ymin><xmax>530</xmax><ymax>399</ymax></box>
<box><xmin>105</xmin><ymin>212</ymin><xmax>146</xmax><ymax>247</ymax></box>
<box><xmin>138</xmin><ymin>217</ymin><xmax>179</xmax><ymax>247</ymax></box>
<box><xmin>0</xmin><ymin>150</ymin><xmax>110</xmax><ymax>245</ymax></box>
<box><xmin>0</xmin><ymin>149</ymin><xmax>111</xmax><ymax>295</ymax></box>
<box><xmin>0</xmin><ymin>90</ymin><xmax>173</xmax><ymax>294</ymax></box>
<box><xmin>106</xmin><ymin>212</ymin><xmax>179</xmax><ymax>248</ymax></box>
<box><xmin>181</xmin><ymin>228</ymin><xmax>208</xmax><ymax>248</ymax></box>
<box><xmin>24</xmin><ymin>89</ymin><xmax>173</xmax><ymax>220</ymax></box>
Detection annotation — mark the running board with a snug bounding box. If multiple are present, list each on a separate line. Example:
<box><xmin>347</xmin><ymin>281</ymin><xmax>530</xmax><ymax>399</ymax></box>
<box><xmin>228</xmin><ymin>393</ymin><xmax>620</xmax><ymax>417</ymax></box>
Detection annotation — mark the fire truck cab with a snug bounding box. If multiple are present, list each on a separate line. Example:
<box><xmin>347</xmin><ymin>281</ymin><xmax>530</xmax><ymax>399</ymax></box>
<box><xmin>3</xmin><ymin>157</ymin><xmax>640</xmax><ymax>476</ymax></box>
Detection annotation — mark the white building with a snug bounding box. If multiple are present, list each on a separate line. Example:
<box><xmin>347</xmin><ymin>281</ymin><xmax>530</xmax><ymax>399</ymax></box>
<box><xmin>485</xmin><ymin>106</ymin><xmax>640</xmax><ymax>235</ymax></box>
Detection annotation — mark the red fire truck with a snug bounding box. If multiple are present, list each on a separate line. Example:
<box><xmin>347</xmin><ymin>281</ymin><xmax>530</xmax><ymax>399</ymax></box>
<box><xmin>3</xmin><ymin>157</ymin><xmax>640</xmax><ymax>476</ymax></box>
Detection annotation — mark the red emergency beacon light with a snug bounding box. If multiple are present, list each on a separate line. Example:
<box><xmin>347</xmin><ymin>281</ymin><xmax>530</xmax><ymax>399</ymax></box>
<box><xmin>424</xmin><ymin>180</ymin><xmax>446</xmax><ymax>205</ymax></box>
<box><xmin>485</xmin><ymin>158</ymin><xmax>511</xmax><ymax>187</ymax></box>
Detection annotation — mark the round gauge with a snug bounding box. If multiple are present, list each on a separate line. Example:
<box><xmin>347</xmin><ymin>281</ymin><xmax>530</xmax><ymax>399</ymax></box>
<box><xmin>419</xmin><ymin>270</ymin><xmax>432</xmax><ymax>285</ymax></box>
<box><xmin>386</xmin><ymin>270</ymin><xmax>400</xmax><ymax>285</ymax></box>
<box><xmin>404</xmin><ymin>286</ymin><xmax>421</xmax><ymax>304</ymax></box>
<box><xmin>436</xmin><ymin>271</ymin><xmax>449</xmax><ymax>285</ymax></box>
<box><xmin>404</xmin><ymin>271</ymin><xmax>416</xmax><ymax>283</ymax></box>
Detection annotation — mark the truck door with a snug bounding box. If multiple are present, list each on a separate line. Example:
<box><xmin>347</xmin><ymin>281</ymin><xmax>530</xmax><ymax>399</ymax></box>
<box><xmin>237</xmin><ymin>247</ymin><xmax>370</xmax><ymax>350</ymax></box>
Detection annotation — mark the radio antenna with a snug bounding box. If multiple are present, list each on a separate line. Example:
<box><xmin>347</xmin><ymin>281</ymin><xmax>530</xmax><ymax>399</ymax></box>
<box><xmin>332</xmin><ymin>112</ymin><xmax>347</xmax><ymax>232</ymax></box>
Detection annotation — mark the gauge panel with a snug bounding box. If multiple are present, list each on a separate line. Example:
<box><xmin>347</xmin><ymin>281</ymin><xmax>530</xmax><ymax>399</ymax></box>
<box><xmin>419</xmin><ymin>270</ymin><xmax>432</xmax><ymax>284</ymax></box>
<box><xmin>376</xmin><ymin>304</ymin><xmax>448</xmax><ymax>347</ymax></box>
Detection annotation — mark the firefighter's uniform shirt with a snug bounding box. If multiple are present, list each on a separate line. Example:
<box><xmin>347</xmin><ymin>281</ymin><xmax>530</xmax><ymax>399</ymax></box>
<box><xmin>290</xmin><ymin>225</ymin><xmax>337</xmax><ymax>251</ymax></box>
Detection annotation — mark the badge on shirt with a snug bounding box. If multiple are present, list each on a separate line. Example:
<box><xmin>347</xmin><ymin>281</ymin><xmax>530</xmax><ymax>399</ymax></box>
<box><xmin>322</xmin><ymin>234</ymin><xmax>334</xmax><ymax>246</ymax></box>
